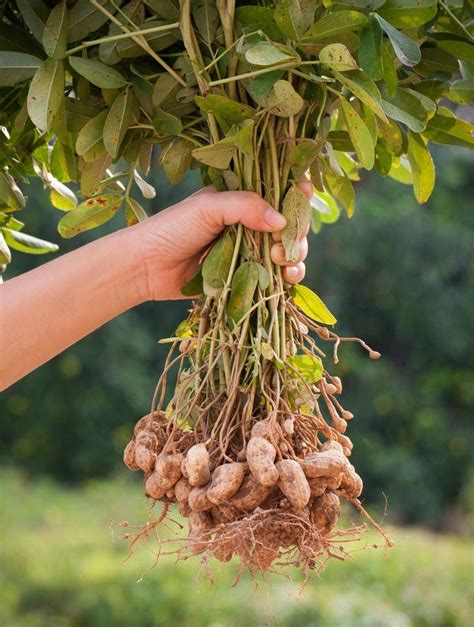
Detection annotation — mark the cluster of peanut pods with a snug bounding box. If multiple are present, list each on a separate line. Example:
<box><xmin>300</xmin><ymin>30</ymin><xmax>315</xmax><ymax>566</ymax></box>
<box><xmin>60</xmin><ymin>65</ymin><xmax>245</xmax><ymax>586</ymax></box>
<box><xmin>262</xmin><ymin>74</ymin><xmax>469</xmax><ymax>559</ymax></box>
<box><xmin>123</xmin><ymin>411</ymin><xmax>363</xmax><ymax>565</ymax></box>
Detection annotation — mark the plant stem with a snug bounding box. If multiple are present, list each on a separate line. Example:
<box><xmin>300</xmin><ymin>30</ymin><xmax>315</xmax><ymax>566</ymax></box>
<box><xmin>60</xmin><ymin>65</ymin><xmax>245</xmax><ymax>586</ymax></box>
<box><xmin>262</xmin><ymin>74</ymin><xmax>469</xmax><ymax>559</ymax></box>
<box><xmin>66</xmin><ymin>22</ymin><xmax>180</xmax><ymax>56</ymax></box>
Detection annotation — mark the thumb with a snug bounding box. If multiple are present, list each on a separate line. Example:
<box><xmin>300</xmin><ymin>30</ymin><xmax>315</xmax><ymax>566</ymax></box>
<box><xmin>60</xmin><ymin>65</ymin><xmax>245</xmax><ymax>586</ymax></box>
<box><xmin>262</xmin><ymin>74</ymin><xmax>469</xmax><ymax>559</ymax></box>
<box><xmin>192</xmin><ymin>190</ymin><xmax>287</xmax><ymax>235</ymax></box>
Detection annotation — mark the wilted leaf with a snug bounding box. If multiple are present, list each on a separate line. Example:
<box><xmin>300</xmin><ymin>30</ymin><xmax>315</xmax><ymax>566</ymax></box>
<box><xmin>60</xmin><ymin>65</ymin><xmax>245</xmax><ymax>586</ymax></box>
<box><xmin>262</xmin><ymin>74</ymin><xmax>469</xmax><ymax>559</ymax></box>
<box><xmin>289</xmin><ymin>139</ymin><xmax>323</xmax><ymax>178</ymax></box>
<box><xmin>273</xmin><ymin>0</ymin><xmax>317</xmax><ymax>40</ymax></box>
<box><xmin>2</xmin><ymin>227</ymin><xmax>58</xmax><ymax>254</ymax></box>
<box><xmin>202</xmin><ymin>230</ymin><xmax>235</xmax><ymax>288</ymax></box>
<box><xmin>252</xmin><ymin>79</ymin><xmax>304</xmax><ymax>117</ymax></box>
<box><xmin>287</xmin><ymin>354</ymin><xmax>323</xmax><ymax>384</ymax></box>
<box><xmin>0</xmin><ymin>51</ymin><xmax>42</xmax><ymax>86</ymax></box>
<box><xmin>407</xmin><ymin>131</ymin><xmax>435</xmax><ymax>204</ymax></box>
<box><xmin>195</xmin><ymin>94</ymin><xmax>254</xmax><ymax>131</ymax></box>
<box><xmin>227</xmin><ymin>261</ymin><xmax>259</xmax><ymax>325</ymax></box>
<box><xmin>340</xmin><ymin>96</ymin><xmax>375</xmax><ymax>170</ymax></box>
<box><xmin>133</xmin><ymin>170</ymin><xmax>156</xmax><ymax>199</ymax></box>
<box><xmin>181</xmin><ymin>268</ymin><xmax>204</xmax><ymax>297</ymax></box>
<box><xmin>281</xmin><ymin>185</ymin><xmax>312</xmax><ymax>262</ymax></box>
<box><xmin>324</xmin><ymin>166</ymin><xmax>356</xmax><ymax>217</ymax></box>
<box><xmin>80</xmin><ymin>154</ymin><xmax>112</xmax><ymax>197</ymax></box>
<box><xmin>58</xmin><ymin>194</ymin><xmax>123</xmax><ymax>238</ymax></box>
<box><xmin>43</xmin><ymin>1</ymin><xmax>68</xmax><ymax>59</ymax></box>
<box><xmin>27</xmin><ymin>59</ymin><xmax>64</xmax><ymax>132</ymax></box>
<box><xmin>291</xmin><ymin>283</ymin><xmax>337</xmax><ymax>325</ymax></box>
<box><xmin>192</xmin><ymin>138</ymin><xmax>236</xmax><ymax>169</ymax></box>
<box><xmin>319</xmin><ymin>43</ymin><xmax>358</xmax><ymax>71</ymax></box>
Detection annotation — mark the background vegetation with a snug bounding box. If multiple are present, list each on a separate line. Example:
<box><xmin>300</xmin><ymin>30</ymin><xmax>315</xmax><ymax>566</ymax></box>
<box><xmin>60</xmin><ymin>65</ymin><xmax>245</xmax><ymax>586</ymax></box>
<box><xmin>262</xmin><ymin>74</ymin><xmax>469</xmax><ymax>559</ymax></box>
<box><xmin>1</xmin><ymin>146</ymin><xmax>473</xmax><ymax>625</ymax></box>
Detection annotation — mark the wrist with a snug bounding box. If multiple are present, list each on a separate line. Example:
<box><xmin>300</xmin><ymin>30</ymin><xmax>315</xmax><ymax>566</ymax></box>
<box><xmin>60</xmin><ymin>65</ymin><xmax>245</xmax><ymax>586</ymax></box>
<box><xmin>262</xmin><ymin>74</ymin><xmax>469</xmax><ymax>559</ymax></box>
<box><xmin>112</xmin><ymin>225</ymin><xmax>152</xmax><ymax>307</ymax></box>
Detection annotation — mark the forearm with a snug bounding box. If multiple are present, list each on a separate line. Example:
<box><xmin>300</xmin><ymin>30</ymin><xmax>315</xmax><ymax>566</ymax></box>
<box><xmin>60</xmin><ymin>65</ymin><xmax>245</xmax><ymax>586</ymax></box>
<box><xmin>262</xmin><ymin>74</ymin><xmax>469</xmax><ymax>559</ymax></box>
<box><xmin>0</xmin><ymin>227</ymin><xmax>145</xmax><ymax>390</ymax></box>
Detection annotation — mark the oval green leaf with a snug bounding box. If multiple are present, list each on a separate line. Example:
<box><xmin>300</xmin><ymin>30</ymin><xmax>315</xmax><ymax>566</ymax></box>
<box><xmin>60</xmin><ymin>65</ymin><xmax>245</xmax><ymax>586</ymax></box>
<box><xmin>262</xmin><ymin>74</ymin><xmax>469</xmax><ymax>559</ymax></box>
<box><xmin>27</xmin><ymin>58</ymin><xmax>64</xmax><ymax>132</ymax></box>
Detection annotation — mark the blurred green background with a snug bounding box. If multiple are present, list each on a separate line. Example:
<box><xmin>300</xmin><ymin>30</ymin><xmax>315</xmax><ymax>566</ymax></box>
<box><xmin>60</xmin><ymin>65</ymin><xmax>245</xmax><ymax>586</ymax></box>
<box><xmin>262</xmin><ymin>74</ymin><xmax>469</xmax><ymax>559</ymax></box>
<box><xmin>1</xmin><ymin>147</ymin><xmax>473</xmax><ymax>626</ymax></box>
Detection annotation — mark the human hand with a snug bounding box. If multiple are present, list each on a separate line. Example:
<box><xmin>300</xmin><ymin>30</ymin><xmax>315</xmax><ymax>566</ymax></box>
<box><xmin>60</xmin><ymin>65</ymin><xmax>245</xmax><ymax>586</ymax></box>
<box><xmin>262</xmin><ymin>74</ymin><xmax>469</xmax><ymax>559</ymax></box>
<box><xmin>130</xmin><ymin>182</ymin><xmax>313</xmax><ymax>301</ymax></box>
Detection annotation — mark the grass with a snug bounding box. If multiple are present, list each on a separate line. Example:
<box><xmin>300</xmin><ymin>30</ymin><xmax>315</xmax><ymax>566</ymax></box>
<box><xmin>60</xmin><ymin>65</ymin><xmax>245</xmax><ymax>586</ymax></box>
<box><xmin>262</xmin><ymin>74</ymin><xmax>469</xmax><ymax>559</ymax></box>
<box><xmin>0</xmin><ymin>469</ymin><xmax>472</xmax><ymax>627</ymax></box>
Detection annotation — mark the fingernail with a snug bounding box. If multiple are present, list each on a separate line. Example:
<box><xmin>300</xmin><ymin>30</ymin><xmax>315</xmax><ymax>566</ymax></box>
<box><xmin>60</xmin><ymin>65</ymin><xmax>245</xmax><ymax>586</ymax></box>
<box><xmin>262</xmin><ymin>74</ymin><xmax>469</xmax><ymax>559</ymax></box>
<box><xmin>263</xmin><ymin>207</ymin><xmax>286</xmax><ymax>230</ymax></box>
<box><xmin>286</xmin><ymin>266</ymin><xmax>299</xmax><ymax>278</ymax></box>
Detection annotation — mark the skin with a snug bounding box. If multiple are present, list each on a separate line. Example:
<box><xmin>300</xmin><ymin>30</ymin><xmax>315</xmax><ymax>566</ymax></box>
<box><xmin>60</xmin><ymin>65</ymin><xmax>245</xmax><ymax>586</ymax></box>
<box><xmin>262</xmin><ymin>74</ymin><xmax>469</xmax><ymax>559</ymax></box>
<box><xmin>0</xmin><ymin>184</ymin><xmax>312</xmax><ymax>391</ymax></box>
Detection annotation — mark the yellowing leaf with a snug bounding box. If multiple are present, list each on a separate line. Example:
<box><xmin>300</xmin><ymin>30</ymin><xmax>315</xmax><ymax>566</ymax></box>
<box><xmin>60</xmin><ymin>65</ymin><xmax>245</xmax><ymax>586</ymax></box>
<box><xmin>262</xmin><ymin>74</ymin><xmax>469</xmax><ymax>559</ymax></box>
<box><xmin>159</xmin><ymin>139</ymin><xmax>194</xmax><ymax>185</ymax></box>
<box><xmin>58</xmin><ymin>194</ymin><xmax>123</xmax><ymax>238</ymax></box>
<box><xmin>42</xmin><ymin>1</ymin><xmax>68</xmax><ymax>59</ymax></box>
<box><xmin>319</xmin><ymin>43</ymin><xmax>358</xmax><ymax>71</ymax></box>
<box><xmin>103</xmin><ymin>89</ymin><xmax>136</xmax><ymax>159</ymax></box>
<box><xmin>252</xmin><ymin>79</ymin><xmax>304</xmax><ymax>117</ymax></box>
<box><xmin>287</xmin><ymin>354</ymin><xmax>323</xmax><ymax>384</ymax></box>
<box><xmin>340</xmin><ymin>96</ymin><xmax>375</xmax><ymax>170</ymax></box>
<box><xmin>291</xmin><ymin>284</ymin><xmax>337</xmax><ymax>325</ymax></box>
<box><xmin>227</xmin><ymin>261</ymin><xmax>259</xmax><ymax>325</ymax></box>
<box><xmin>302</xmin><ymin>10</ymin><xmax>368</xmax><ymax>41</ymax></box>
<box><xmin>202</xmin><ymin>230</ymin><xmax>235</xmax><ymax>288</ymax></box>
<box><xmin>192</xmin><ymin>138</ymin><xmax>236</xmax><ymax>169</ymax></box>
<box><xmin>407</xmin><ymin>131</ymin><xmax>435</xmax><ymax>204</ymax></box>
<box><xmin>27</xmin><ymin>58</ymin><xmax>64</xmax><ymax>132</ymax></box>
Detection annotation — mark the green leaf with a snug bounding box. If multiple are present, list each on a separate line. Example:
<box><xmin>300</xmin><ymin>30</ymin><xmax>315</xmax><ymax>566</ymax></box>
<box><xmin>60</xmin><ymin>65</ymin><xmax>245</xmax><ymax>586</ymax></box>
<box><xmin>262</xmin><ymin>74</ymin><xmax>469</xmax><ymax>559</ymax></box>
<box><xmin>43</xmin><ymin>1</ymin><xmax>68</xmax><ymax>59</ymax></box>
<box><xmin>287</xmin><ymin>354</ymin><xmax>323</xmax><ymax>384</ymax></box>
<box><xmin>152</xmin><ymin>73</ymin><xmax>180</xmax><ymax>109</ymax></box>
<box><xmin>153</xmin><ymin>107</ymin><xmax>182</xmax><ymax>136</ymax></box>
<box><xmin>422</xmin><ymin>109</ymin><xmax>474</xmax><ymax>150</ymax></box>
<box><xmin>378</xmin><ymin>0</ymin><xmax>437</xmax><ymax>28</ymax></box>
<box><xmin>76</xmin><ymin>109</ymin><xmax>108</xmax><ymax>162</ymax></box>
<box><xmin>281</xmin><ymin>185</ymin><xmax>312</xmax><ymax>262</ymax></box>
<box><xmin>291</xmin><ymin>284</ymin><xmax>337</xmax><ymax>325</ymax></box>
<box><xmin>69</xmin><ymin>57</ymin><xmax>128</xmax><ymax>89</ymax></box>
<box><xmin>249</xmin><ymin>70</ymin><xmax>284</xmax><ymax>96</ymax></box>
<box><xmin>0</xmin><ymin>51</ymin><xmax>42</xmax><ymax>87</ymax></box>
<box><xmin>381</xmin><ymin>41</ymin><xmax>397</xmax><ymax>97</ymax></box>
<box><xmin>273</xmin><ymin>0</ymin><xmax>317</xmax><ymax>40</ymax></box>
<box><xmin>159</xmin><ymin>139</ymin><xmax>194</xmax><ymax>184</ymax></box>
<box><xmin>0</xmin><ymin>171</ymin><xmax>26</xmax><ymax>211</ymax></box>
<box><xmin>340</xmin><ymin>96</ymin><xmax>375</xmax><ymax>170</ymax></box>
<box><xmin>302</xmin><ymin>11</ymin><xmax>368</xmax><ymax>41</ymax></box>
<box><xmin>373</xmin><ymin>14</ymin><xmax>421</xmax><ymax>67</ymax></box>
<box><xmin>103</xmin><ymin>90</ymin><xmax>136</xmax><ymax>159</ymax></box>
<box><xmin>437</xmin><ymin>40</ymin><xmax>474</xmax><ymax>64</ymax></box>
<box><xmin>333</xmin><ymin>71</ymin><xmax>388</xmax><ymax>122</ymax></box>
<box><xmin>310</xmin><ymin>189</ymin><xmax>341</xmax><ymax>224</ymax></box>
<box><xmin>67</xmin><ymin>0</ymin><xmax>124</xmax><ymax>43</ymax></box>
<box><xmin>58</xmin><ymin>194</ymin><xmax>123</xmax><ymax>238</ymax></box>
<box><xmin>192</xmin><ymin>138</ymin><xmax>236</xmax><ymax>169</ymax></box>
<box><xmin>51</xmin><ymin>141</ymin><xmax>77</xmax><ymax>183</ymax></box>
<box><xmin>27</xmin><ymin>59</ymin><xmax>65</xmax><ymax>132</ymax></box>
<box><xmin>359</xmin><ymin>16</ymin><xmax>383</xmax><ymax>80</ymax></box>
<box><xmin>252</xmin><ymin>79</ymin><xmax>304</xmax><ymax>117</ymax></box>
<box><xmin>202</xmin><ymin>230</ymin><xmax>234</xmax><ymax>289</ymax></box>
<box><xmin>415</xmin><ymin>47</ymin><xmax>458</xmax><ymax>77</ymax></box>
<box><xmin>0</xmin><ymin>22</ymin><xmax>43</xmax><ymax>55</ymax></box>
<box><xmin>235</xmin><ymin>6</ymin><xmax>282</xmax><ymax>40</ymax></box>
<box><xmin>181</xmin><ymin>268</ymin><xmax>204</xmax><ymax>297</ymax></box>
<box><xmin>319</xmin><ymin>43</ymin><xmax>358</xmax><ymax>71</ymax></box>
<box><xmin>2</xmin><ymin>228</ymin><xmax>58</xmax><ymax>254</ymax></box>
<box><xmin>245</xmin><ymin>41</ymin><xmax>298</xmax><ymax>66</ymax></box>
<box><xmin>407</xmin><ymin>131</ymin><xmax>435</xmax><ymax>204</ymax></box>
<box><xmin>381</xmin><ymin>87</ymin><xmax>428</xmax><ymax>133</ymax></box>
<box><xmin>17</xmin><ymin>0</ymin><xmax>49</xmax><ymax>43</ymax></box>
<box><xmin>447</xmin><ymin>79</ymin><xmax>474</xmax><ymax>105</ymax></box>
<box><xmin>227</xmin><ymin>261</ymin><xmax>259</xmax><ymax>325</ymax></box>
